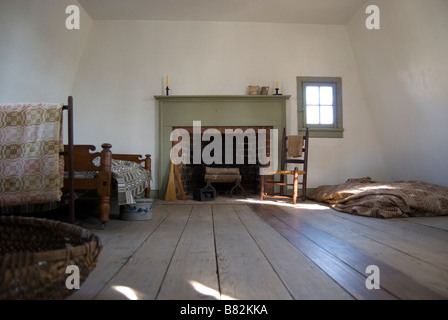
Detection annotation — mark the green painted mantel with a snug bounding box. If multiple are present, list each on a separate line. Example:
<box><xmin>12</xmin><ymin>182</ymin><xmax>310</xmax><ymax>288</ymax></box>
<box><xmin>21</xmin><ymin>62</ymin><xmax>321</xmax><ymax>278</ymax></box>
<box><xmin>155</xmin><ymin>95</ymin><xmax>290</xmax><ymax>197</ymax></box>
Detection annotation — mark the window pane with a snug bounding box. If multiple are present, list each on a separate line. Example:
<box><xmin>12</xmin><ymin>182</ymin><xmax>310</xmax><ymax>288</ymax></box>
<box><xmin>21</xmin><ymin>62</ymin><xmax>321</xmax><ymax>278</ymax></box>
<box><xmin>320</xmin><ymin>86</ymin><xmax>333</xmax><ymax>105</ymax></box>
<box><xmin>306</xmin><ymin>86</ymin><xmax>319</xmax><ymax>105</ymax></box>
<box><xmin>320</xmin><ymin>105</ymin><xmax>334</xmax><ymax>124</ymax></box>
<box><xmin>306</xmin><ymin>105</ymin><xmax>320</xmax><ymax>124</ymax></box>
<box><xmin>298</xmin><ymin>76</ymin><xmax>343</xmax><ymax>138</ymax></box>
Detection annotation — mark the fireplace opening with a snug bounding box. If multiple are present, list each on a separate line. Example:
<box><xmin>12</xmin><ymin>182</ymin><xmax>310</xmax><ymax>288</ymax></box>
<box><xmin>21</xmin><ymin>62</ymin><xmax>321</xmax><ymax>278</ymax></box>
<box><xmin>172</xmin><ymin>126</ymin><xmax>273</xmax><ymax>196</ymax></box>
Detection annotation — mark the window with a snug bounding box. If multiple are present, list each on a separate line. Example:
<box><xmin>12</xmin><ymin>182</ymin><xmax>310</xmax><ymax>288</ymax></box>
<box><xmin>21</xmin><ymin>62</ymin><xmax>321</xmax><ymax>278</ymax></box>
<box><xmin>297</xmin><ymin>77</ymin><xmax>343</xmax><ymax>138</ymax></box>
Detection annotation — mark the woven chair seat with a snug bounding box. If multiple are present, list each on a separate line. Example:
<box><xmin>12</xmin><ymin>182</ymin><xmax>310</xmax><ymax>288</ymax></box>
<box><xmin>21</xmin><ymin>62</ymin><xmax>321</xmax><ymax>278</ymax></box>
<box><xmin>274</xmin><ymin>170</ymin><xmax>306</xmax><ymax>175</ymax></box>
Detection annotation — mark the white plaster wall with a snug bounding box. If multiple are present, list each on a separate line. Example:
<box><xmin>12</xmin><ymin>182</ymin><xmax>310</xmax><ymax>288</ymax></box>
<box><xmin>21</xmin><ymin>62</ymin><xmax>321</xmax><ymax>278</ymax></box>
<box><xmin>347</xmin><ymin>0</ymin><xmax>448</xmax><ymax>187</ymax></box>
<box><xmin>2</xmin><ymin>1</ymin><xmax>446</xmax><ymax>191</ymax></box>
<box><xmin>0</xmin><ymin>0</ymin><xmax>92</xmax><ymax>103</ymax></box>
<box><xmin>72</xmin><ymin>20</ymin><xmax>387</xmax><ymax>191</ymax></box>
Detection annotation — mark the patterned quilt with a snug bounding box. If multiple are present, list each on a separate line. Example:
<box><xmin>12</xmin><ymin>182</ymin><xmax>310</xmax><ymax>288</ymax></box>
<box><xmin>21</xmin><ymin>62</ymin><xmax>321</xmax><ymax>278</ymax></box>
<box><xmin>93</xmin><ymin>157</ymin><xmax>153</xmax><ymax>205</ymax></box>
<box><xmin>0</xmin><ymin>103</ymin><xmax>64</xmax><ymax>206</ymax></box>
<box><xmin>308</xmin><ymin>177</ymin><xmax>448</xmax><ymax>218</ymax></box>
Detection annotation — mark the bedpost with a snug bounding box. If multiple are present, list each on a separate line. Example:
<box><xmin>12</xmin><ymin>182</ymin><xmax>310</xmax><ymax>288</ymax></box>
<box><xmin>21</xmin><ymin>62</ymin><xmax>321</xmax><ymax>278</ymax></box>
<box><xmin>62</xmin><ymin>96</ymin><xmax>76</xmax><ymax>223</ymax></box>
<box><xmin>67</xmin><ymin>96</ymin><xmax>75</xmax><ymax>222</ymax></box>
<box><xmin>145</xmin><ymin>154</ymin><xmax>152</xmax><ymax>198</ymax></box>
<box><xmin>97</xmin><ymin>143</ymin><xmax>112</xmax><ymax>227</ymax></box>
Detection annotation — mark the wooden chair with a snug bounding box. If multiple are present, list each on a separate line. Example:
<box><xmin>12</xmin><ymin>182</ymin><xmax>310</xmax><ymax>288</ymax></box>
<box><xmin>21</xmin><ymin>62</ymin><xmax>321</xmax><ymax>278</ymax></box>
<box><xmin>260</xmin><ymin>127</ymin><xmax>309</xmax><ymax>204</ymax></box>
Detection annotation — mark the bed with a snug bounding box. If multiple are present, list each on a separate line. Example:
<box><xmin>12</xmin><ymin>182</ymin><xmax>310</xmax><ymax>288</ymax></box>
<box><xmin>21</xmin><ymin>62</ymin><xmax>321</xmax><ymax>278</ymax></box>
<box><xmin>0</xmin><ymin>96</ymin><xmax>152</xmax><ymax>227</ymax></box>
<box><xmin>65</xmin><ymin>144</ymin><xmax>153</xmax><ymax>226</ymax></box>
<box><xmin>308</xmin><ymin>177</ymin><xmax>448</xmax><ymax>219</ymax></box>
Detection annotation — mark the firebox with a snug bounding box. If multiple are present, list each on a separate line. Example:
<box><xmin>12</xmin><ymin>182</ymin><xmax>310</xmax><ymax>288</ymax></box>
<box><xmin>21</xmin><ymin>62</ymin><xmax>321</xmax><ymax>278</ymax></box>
<box><xmin>171</xmin><ymin>126</ymin><xmax>273</xmax><ymax>195</ymax></box>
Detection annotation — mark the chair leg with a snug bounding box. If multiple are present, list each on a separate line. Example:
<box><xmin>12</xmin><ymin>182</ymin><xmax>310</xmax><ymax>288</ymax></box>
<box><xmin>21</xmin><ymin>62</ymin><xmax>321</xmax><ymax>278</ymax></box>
<box><xmin>302</xmin><ymin>174</ymin><xmax>307</xmax><ymax>201</ymax></box>
<box><xmin>260</xmin><ymin>174</ymin><xmax>265</xmax><ymax>201</ymax></box>
<box><xmin>293</xmin><ymin>168</ymin><xmax>299</xmax><ymax>204</ymax></box>
<box><xmin>279</xmin><ymin>172</ymin><xmax>284</xmax><ymax>197</ymax></box>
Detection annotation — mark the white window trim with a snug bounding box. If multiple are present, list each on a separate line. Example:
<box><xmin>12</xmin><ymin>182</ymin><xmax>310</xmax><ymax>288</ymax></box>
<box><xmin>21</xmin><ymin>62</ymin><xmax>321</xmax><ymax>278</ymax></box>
<box><xmin>297</xmin><ymin>76</ymin><xmax>344</xmax><ymax>138</ymax></box>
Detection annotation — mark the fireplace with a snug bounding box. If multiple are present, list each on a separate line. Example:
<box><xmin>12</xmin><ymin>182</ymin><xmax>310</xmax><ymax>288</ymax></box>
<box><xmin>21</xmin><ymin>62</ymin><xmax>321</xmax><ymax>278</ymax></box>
<box><xmin>155</xmin><ymin>95</ymin><xmax>290</xmax><ymax>198</ymax></box>
<box><xmin>171</xmin><ymin>125</ymin><xmax>273</xmax><ymax>195</ymax></box>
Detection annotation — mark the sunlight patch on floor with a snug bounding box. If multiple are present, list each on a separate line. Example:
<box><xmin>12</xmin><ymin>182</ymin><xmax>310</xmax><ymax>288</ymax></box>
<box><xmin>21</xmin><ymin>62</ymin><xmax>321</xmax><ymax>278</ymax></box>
<box><xmin>112</xmin><ymin>285</ymin><xmax>140</xmax><ymax>300</ymax></box>
<box><xmin>189</xmin><ymin>280</ymin><xmax>236</xmax><ymax>300</ymax></box>
<box><xmin>236</xmin><ymin>198</ymin><xmax>330</xmax><ymax>210</ymax></box>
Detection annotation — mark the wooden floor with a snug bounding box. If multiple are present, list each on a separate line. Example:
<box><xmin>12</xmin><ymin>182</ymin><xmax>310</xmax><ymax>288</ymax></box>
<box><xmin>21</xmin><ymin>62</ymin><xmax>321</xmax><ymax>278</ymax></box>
<box><xmin>68</xmin><ymin>196</ymin><xmax>448</xmax><ymax>300</ymax></box>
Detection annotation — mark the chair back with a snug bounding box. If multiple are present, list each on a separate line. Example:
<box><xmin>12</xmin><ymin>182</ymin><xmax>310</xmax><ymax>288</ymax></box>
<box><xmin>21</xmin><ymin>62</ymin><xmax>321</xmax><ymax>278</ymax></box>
<box><xmin>281</xmin><ymin>128</ymin><xmax>309</xmax><ymax>174</ymax></box>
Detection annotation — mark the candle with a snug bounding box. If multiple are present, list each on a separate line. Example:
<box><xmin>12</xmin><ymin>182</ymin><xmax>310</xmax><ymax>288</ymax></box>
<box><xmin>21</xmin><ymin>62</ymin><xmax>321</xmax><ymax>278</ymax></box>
<box><xmin>276</xmin><ymin>81</ymin><xmax>279</xmax><ymax>89</ymax></box>
<box><xmin>166</xmin><ymin>76</ymin><xmax>169</xmax><ymax>87</ymax></box>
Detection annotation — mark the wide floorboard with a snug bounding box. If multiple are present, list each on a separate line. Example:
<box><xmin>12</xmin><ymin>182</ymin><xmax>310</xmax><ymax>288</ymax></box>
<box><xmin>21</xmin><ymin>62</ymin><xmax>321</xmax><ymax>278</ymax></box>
<box><xmin>69</xmin><ymin>198</ymin><xmax>448</xmax><ymax>300</ymax></box>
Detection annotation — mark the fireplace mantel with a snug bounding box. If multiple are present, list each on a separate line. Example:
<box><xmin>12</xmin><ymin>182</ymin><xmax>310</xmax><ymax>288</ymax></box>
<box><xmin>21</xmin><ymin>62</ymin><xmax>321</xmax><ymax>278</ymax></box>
<box><xmin>155</xmin><ymin>95</ymin><xmax>290</xmax><ymax>196</ymax></box>
<box><xmin>155</xmin><ymin>95</ymin><xmax>291</xmax><ymax>101</ymax></box>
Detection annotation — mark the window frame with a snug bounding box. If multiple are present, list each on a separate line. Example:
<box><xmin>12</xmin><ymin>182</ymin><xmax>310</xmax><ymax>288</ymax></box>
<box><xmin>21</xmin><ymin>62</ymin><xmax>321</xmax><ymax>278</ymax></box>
<box><xmin>297</xmin><ymin>76</ymin><xmax>344</xmax><ymax>138</ymax></box>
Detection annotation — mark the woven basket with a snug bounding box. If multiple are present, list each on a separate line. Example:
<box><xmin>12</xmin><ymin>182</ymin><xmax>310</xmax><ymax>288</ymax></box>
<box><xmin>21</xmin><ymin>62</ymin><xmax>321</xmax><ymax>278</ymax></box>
<box><xmin>0</xmin><ymin>216</ymin><xmax>102</xmax><ymax>300</ymax></box>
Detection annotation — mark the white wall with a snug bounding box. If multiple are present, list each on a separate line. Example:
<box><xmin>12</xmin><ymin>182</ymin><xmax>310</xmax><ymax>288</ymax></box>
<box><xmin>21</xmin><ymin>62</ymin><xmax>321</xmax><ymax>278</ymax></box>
<box><xmin>348</xmin><ymin>0</ymin><xmax>448</xmax><ymax>187</ymax></box>
<box><xmin>2</xmin><ymin>1</ymin><xmax>446</xmax><ymax>192</ymax></box>
<box><xmin>72</xmin><ymin>20</ymin><xmax>387</xmax><ymax>191</ymax></box>
<box><xmin>0</xmin><ymin>0</ymin><xmax>92</xmax><ymax>103</ymax></box>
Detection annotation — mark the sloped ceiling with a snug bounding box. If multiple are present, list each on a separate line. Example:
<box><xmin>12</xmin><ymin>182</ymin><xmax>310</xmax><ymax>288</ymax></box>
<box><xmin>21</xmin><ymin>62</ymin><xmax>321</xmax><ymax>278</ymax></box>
<box><xmin>78</xmin><ymin>0</ymin><xmax>368</xmax><ymax>25</ymax></box>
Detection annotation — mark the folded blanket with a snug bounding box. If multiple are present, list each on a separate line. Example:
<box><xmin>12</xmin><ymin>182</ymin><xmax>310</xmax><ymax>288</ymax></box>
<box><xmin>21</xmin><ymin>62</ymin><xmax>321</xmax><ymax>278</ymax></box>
<box><xmin>93</xmin><ymin>157</ymin><xmax>153</xmax><ymax>205</ymax></box>
<box><xmin>308</xmin><ymin>178</ymin><xmax>448</xmax><ymax>218</ymax></box>
<box><xmin>0</xmin><ymin>103</ymin><xmax>64</xmax><ymax>206</ymax></box>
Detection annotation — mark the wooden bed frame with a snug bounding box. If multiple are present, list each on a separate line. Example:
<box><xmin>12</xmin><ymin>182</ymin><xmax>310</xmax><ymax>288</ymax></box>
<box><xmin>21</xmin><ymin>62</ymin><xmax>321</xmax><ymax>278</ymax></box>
<box><xmin>1</xmin><ymin>96</ymin><xmax>151</xmax><ymax>227</ymax></box>
<box><xmin>63</xmin><ymin>143</ymin><xmax>152</xmax><ymax>227</ymax></box>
